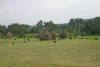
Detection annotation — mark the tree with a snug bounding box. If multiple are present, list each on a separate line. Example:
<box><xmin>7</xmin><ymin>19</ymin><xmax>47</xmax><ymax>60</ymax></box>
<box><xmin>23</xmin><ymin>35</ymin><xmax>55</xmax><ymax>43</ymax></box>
<box><xmin>37</xmin><ymin>20</ymin><xmax>43</xmax><ymax>31</ymax></box>
<box><xmin>8</xmin><ymin>23</ymin><xmax>30</xmax><ymax>36</ymax></box>
<box><xmin>84</xmin><ymin>17</ymin><xmax>100</xmax><ymax>35</ymax></box>
<box><xmin>19</xmin><ymin>31</ymin><xmax>24</xmax><ymax>38</ymax></box>
<box><xmin>20</xmin><ymin>24</ymin><xmax>30</xmax><ymax>34</ymax></box>
<box><xmin>69</xmin><ymin>18</ymin><xmax>75</xmax><ymax>31</ymax></box>
<box><xmin>44</xmin><ymin>21</ymin><xmax>52</xmax><ymax>31</ymax></box>
<box><xmin>30</xmin><ymin>26</ymin><xmax>39</xmax><ymax>33</ymax></box>
<box><xmin>44</xmin><ymin>21</ymin><xmax>56</xmax><ymax>32</ymax></box>
<box><xmin>89</xmin><ymin>23</ymin><xmax>97</xmax><ymax>35</ymax></box>
<box><xmin>51</xmin><ymin>24</ymin><xmax>59</xmax><ymax>33</ymax></box>
<box><xmin>0</xmin><ymin>24</ymin><xmax>7</xmax><ymax>35</ymax></box>
<box><xmin>69</xmin><ymin>18</ymin><xmax>85</xmax><ymax>33</ymax></box>
<box><xmin>80</xmin><ymin>25</ymin><xmax>85</xmax><ymax>33</ymax></box>
<box><xmin>8</xmin><ymin>23</ymin><xmax>21</xmax><ymax>35</ymax></box>
<box><xmin>60</xmin><ymin>25</ymin><xmax>66</xmax><ymax>30</ymax></box>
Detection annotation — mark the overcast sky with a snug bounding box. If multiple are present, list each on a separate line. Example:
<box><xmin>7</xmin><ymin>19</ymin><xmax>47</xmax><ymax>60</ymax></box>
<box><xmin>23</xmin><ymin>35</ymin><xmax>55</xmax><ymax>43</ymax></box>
<box><xmin>0</xmin><ymin>0</ymin><xmax>100</xmax><ymax>26</ymax></box>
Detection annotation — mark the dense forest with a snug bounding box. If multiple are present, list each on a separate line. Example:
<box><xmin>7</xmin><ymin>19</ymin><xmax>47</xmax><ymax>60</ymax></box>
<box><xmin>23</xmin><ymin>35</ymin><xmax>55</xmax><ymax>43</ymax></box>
<box><xmin>0</xmin><ymin>16</ymin><xmax>100</xmax><ymax>37</ymax></box>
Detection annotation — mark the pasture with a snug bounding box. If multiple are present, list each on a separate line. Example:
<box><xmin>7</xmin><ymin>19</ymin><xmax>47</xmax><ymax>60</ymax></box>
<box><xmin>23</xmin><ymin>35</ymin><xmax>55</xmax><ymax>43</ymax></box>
<box><xmin>0</xmin><ymin>35</ymin><xmax>100</xmax><ymax>67</ymax></box>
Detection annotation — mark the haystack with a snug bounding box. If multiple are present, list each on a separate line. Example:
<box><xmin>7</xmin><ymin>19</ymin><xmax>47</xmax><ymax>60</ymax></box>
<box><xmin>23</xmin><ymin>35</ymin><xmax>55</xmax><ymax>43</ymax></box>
<box><xmin>0</xmin><ymin>33</ymin><xmax>2</xmax><ymax>39</ymax></box>
<box><xmin>40</xmin><ymin>29</ymin><xmax>52</xmax><ymax>40</ymax></box>
<box><xmin>6</xmin><ymin>32</ymin><xmax>12</xmax><ymax>39</ymax></box>
<box><xmin>37</xmin><ymin>31</ymin><xmax>43</xmax><ymax>38</ymax></box>
<box><xmin>60</xmin><ymin>30</ymin><xmax>67</xmax><ymax>38</ymax></box>
<box><xmin>51</xmin><ymin>30</ymin><xmax>56</xmax><ymax>38</ymax></box>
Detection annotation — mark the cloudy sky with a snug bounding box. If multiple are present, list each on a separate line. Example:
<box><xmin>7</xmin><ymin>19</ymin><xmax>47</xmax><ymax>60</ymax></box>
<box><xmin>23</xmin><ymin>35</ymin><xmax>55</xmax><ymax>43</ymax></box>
<box><xmin>0</xmin><ymin>0</ymin><xmax>100</xmax><ymax>26</ymax></box>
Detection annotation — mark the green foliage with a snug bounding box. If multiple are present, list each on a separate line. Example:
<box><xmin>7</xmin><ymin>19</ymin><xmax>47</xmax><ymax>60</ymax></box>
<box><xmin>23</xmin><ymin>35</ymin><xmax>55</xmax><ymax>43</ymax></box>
<box><xmin>60</xmin><ymin>25</ymin><xmax>66</xmax><ymax>30</ymax></box>
<box><xmin>43</xmin><ymin>21</ymin><xmax>60</xmax><ymax>33</ymax></box>
<box><xmin>17</xmin><ymin>31</ymin><xmax>25</xmax><ymax>38</ymax></box>
<box><xmin>24</xmin><ymin>34</ymin><xmax>37</xmax><ymax>38</ymax></box>
<box><xmin>1</xmin><ymin>16</ymin><xmax>100</xmax><ymax>36</ymax></box>
<box><xmin>37</xmin><ymin>20</ymin><xmax>43</xmax><ymax>31</ymax></box>
<box><xmin>69</xmin><ymin>18</ymin><xmax>85</xmax><ymax>33</ymax></box>
<box><xmin>0</xmin><ymin>25</ymin><xmax>7</xmax><ymax>35</ymax></box>
<box><xmin>84</xmin><ymin>17</ymin><xmax>100</xmax><ymax>35</ymax></box>
<box><xmin>44</xmin><ymin>21</ymin><xmax>54</xmax><ymax>32</ymax></box>
<box><xmin>19</xmin><ymin>33</ymin><xmax>24</xmax><ymax>38</ymax></box>
<box><xmin>60</xmin><ymin>30</ymin><xmax>67</xmax><ymax>38</ymax></box>
<box><xmin>8</xmin><ymin>23</ymin><xmax>30</xmax><ymax>36</ymax></box>
<box><xmin>1</xmin><ymin>34</ymin><xmax>5</xmax><ymax>38</ymax></box>
<box><xmin>30</xmin><ymin>26</ymin><xmax>39</xmax><ymax>33</ymax></box>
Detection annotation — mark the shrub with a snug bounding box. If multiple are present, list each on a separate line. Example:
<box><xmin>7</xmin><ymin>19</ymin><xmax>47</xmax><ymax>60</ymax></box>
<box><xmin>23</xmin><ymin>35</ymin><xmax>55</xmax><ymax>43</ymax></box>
<box><xmin>6</xmin><ymin>32</ymin><xmax>12</xmax><ymax>39</ymax></box>
<box><xmin>60</xmin><ymin>30</ymin><xmax>68</xmax><ymax>39</ymax></box>
<box><xmin>17</xmin><ymin>32</ymin><xmax>24</xmax><ymax>38</ymax></box>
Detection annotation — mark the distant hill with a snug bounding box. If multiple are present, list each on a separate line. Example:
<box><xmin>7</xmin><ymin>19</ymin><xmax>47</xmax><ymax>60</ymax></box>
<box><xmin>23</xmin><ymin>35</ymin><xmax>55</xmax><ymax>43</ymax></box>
<box><xmin>83</xmin><ymin>19</ymin><xmax>89</xmax><ymax>22</ymax></box>
<box><xmin>29</xmin><ymin>24</ymin><xmax>37</xmax><ymax>29</ymax></box>
<box><xmin>30</xmin><ymin>23</ymin><xmax>69</xmax><ymax>28</ymax></box>
<box><xmin>56</xmin><ymin>23</ymin><xmax>69</xmax><ymax>27</ymax></box>
<box><xmin>6</xmin><ymin>26</ymin><xmax>8</xmax><ymax>28</ymax></box>
<box><xmin>30</xmin><ymin>24</ymin><xmax>37</xmax><ymax>27</ymax></box>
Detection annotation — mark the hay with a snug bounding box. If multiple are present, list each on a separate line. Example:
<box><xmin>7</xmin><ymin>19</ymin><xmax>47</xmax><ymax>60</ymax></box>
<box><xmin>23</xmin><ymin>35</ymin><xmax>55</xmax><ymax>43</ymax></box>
<box><xmin>51</xmin><ymin>30</ymin><xmax>56</xmax><ymax>38</ymax></box>
<box><xmin>40</xmin><ymin>29</ymin><xmax>52</xmax><ymax>40</ymax></box>
<box><xmin>6</xmin><ymin>32</ymin><xmax>12</xmax><ymax>39</ymax></box>
<box><xmin>37</xmin><ymin>31</ymin><xmax>43</xmax><ymax>38</ymax></box>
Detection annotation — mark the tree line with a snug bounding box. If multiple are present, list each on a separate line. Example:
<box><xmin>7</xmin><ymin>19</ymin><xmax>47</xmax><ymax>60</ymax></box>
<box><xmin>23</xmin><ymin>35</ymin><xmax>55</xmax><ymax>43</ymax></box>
<box><xmin>0</xmin><ymin>16</ymin><xmax>100</xmax><ymax>36</ymax></box>
<box><xmin>68</xmin><ymin>16</ymin><xmax>100</xmax><ymax>35</ymax></box>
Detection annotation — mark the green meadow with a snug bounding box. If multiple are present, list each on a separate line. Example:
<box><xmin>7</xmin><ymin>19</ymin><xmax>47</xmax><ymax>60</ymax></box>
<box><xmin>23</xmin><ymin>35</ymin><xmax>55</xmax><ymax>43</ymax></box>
<box><xmin>0</xmin><ymin>35</ymin><xmax>100</xmax><ymax>67</ymax></box>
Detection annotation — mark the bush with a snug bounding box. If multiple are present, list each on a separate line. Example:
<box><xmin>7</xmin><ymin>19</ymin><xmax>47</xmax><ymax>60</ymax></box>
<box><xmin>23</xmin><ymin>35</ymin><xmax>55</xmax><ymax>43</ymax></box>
<box><xmin>60</xmin><ymin>30</ymin><xmax>68</xmax><ymax>38</ymax></box>
<box><xmin>2</xmin><ymin>34</ymin><xmax>5</xmax><ymax>38</ymax></box>
<box><xmin>17</xmin><ymin>31</ymin><xmax>25</xmax><ymax>38</ymax></box>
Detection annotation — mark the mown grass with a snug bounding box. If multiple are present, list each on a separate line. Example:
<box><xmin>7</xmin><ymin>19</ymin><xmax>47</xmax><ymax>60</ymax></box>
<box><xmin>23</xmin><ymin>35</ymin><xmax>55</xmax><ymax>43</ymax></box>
<box><xmin>0</xmin><ymin>36</ymin><xmax>100</xmax><ymax>67</ymax></box>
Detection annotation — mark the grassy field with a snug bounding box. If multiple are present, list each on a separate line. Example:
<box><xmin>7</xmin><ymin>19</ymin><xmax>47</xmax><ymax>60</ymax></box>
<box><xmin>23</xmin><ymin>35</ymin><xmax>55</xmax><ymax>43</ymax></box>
<box><xmin>69</xmin><ymin>35</ymin><xmax>100</xmax><ymax>40</ymax></box>
<box><xmin>24</xmin><ymin>33</ymin><xmax>100</xmax><ymax>40</ymax></box>
<box><xmin>0</xmin><ymin>36</ymin><xmax>100</xmax><ymax>67</ymax></box>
